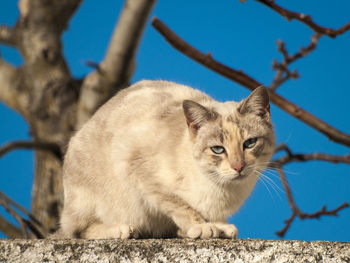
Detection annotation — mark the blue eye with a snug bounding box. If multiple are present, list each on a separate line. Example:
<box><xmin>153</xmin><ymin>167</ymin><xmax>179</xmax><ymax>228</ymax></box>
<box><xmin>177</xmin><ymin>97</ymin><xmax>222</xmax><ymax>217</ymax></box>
<box><xmin>211</xmin><ymin>146</ymin><xmax>226</xmax><ymax>154</ymax></box>
<box><xmin>243</xmin><ymin>138</ymin><xmax>257</xmax><ymax>149</ymax></box>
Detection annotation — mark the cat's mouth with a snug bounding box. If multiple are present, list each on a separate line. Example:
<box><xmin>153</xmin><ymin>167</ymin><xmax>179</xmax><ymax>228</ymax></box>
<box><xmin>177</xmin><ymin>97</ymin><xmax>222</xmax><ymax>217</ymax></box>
<box><xmin>233</xmin><ymin>172</ymin><xmax>249</xmax><ymax>180</ymax></box>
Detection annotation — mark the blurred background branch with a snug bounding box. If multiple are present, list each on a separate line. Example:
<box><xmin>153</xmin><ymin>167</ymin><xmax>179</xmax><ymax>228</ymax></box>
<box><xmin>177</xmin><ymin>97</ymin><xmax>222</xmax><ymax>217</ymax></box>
<box><xmin>152</xmin><ymin>17</ymin><xmax>350</xmax><ymax>147</ymax></box>
<box><xmin>270</xmin><ymin>33</ymin><xmax>321</xmax><ymax>91</ymax></box>
<box><xmin>255</xmin><ymin>0</ymin><xmax>350</xmax><ymax>38</ymax></box>
<box><xmin>0</xmin><ymin>141</ymin><xmax>63</xmax><ymax>161</ymax></box>
<box><xmin>274</xmin><ymin>168</ymin><xmax>349</xmax><ymax>237</ymax></box>
<box><xmin>77</xmin><ymin>0</ymin><xmax>157</xmax><ymax>127</ymax></box>
<box><xmin>0</xmin><ymin>191</ymin><xmax>46</xmax><ymax>238</ymax></box>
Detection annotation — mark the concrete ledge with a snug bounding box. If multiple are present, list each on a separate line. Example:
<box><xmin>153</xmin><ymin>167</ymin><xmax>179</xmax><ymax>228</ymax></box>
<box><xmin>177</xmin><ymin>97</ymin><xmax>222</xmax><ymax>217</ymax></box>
<box><xmin>0</xmin><ymin>238</ymin><xmax>349</xmax><ymax>262</ymax></box>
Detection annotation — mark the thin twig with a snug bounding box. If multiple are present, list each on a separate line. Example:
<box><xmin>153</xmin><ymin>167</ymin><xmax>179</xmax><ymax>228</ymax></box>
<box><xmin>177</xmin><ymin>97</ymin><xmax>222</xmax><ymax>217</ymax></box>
<box><xmin>274</xmin><ymin>143</ymin><xmax>293</xmax><ymax>156</ymax></box>
<box><xmin>276</xmin><ymin>211</ymin><xmax>297</xmax><ymax>238</ymax></box>
<box><xmin>0</xmin><ymin>214</ymin><xmax>23</xmax><ymax>238</ymax></box>
<box><xmin>0</xmin><ymin>194</ymin><xmax>29</xmax><ymax>238</ymax></box>
<box><xmin>270</xmin><ymin>33</ymin><xmax>321</xmax><ymax>91</ymax></box>
<box><xmin>255</xmin><ymin>0</ymin><xmax>350</xmax><ymax>38</ymax></box>
<box><xmin>281</xmin><ymin>34</ymin><xmax>321</xmax><ymax>64</ymax></box>
<box><xmin>274</xmin><ymin>165</ymin><xmax>349</xmax><ymax>237</ymax></box>
<box><xmin>273</xmin><ymin>146</ymin><xmax>349</xmax><ymax>237</ymax></box>
<box><xmin>277</xmin><ymin>152</ymin><xmax>350</xmax><ymax>165</ymax></box>
<box><xmin>0</xmin><ymin>140</ymin><xmax>62</xmax><ymax>161</ymax></box>
<box><xmin>299</xmin><ymin>203</ymin><xmax>350</xmax><ymax>220</ymax></box>
<box><xmin>0</xmin><ymin>191</ymin><xmax>43</xmax><ymax>227</ymax></box>
<box><xmin>276</xmin><ymin>167</ymin><xmax>298</xmax><ymax>211</ymax></box>
<box><xmin>0</xmin><ymin>191</ymin><xmax>47</xmax><ymax>238</ymax></box>
<box><xmin>273</xmin><ymin>144</ymin><xmax>350</xmax><ymax>165</ymax></box>
<box><xmin>152</xmin><ymin>17</ymin><xmax>350</xmax><ymax>147</ymax></box>
<box><xmin>84</xmin><ymin>60</ymin><xmax>102</xmax><ymax>73</ymax></box>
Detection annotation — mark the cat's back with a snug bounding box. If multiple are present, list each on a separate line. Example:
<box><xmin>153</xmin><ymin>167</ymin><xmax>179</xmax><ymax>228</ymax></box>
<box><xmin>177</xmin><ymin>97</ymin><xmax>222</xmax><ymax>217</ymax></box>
<box><xmin>67</xmin><ymin>80</ymin><xmax>210</xmax><ymax>156</ymax></box>
<box><xmin>63</xmin><ymin>80</ymin><xmax>209</xmax><ymax>184</ymax></box>
<box><xmin>90</xmin><ymin>80</ymin><xmax>211</xmax><ymax>134</ymax></box>
<box><xmin>108</xmin><ymin>80</ymin><xmax>210</xmax><ymax>117</ymax></box>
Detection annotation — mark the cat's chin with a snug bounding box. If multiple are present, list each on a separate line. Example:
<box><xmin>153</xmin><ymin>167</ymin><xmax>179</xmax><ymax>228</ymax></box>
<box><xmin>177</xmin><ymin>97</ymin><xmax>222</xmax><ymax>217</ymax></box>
<box><xmin>232</xmin><ymin>172</ymin><xmax>249</xmax><ymax>181</ymax></box>
<box><xmin>208</xmin><ymin>171</ymin><xmax>250</xmax><ymax>185</ymax></box>
<box><xmin>204</xmin><ymin>168</ymin><xmax>251</xmax><ymax>184</ymax></box>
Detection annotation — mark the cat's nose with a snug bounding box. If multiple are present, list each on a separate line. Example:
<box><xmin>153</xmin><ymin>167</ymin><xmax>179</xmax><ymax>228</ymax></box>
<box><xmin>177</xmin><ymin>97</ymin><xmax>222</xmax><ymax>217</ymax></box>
<box><xmin>231</xmin><ymin>161</ymin><xmax>245</xmax><ymax>173</ymax></box>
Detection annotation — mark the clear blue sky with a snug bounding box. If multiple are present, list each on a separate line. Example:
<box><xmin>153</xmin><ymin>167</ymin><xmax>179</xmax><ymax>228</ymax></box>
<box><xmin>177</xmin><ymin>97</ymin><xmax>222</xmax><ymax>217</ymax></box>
<box><xmin>1</xmin><ymin>0</ymin><xmax>349</xmax><ymax>241</ymax></box>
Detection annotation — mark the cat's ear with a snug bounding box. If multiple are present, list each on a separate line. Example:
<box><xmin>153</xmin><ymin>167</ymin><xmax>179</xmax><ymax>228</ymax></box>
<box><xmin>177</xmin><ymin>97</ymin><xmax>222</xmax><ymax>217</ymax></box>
<box><xmin>238</xmin><ymin>86</ymin><xmax>270</xmax><ymax>119</ymax></box>
<box><xmin>183</xmin><ymin>100</ymin><xmax>217</xmax><ymax>135</ymax></box>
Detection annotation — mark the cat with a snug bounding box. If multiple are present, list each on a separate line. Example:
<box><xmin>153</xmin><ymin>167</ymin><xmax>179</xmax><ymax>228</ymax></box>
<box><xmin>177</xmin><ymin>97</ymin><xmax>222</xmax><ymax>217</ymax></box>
<box><xmin>58</xmin><ymin>80</ymin><xmax>275</xmax><ymax>239</ymax></box>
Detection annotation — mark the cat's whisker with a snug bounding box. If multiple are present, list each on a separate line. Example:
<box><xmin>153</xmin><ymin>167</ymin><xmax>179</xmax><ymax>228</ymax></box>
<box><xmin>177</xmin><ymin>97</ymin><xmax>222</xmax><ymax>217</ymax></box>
<box><xmin>263</xmin><ymin>164</ymin><xmax>299</xmax><ymax>176</ymax></box>
<box><xmin>250</xmin><ymin>170</ymin><xmax>276</xmax><ymax>200</ymax></box>
<box><xmin>257</xmin><ymin>175</ymin><xmax>276</xmax><ymax>201</ymax></box>
<box><xmin>258</xmin><ymin>169</ymin><xmax>281</xmax><ymax>180</ymax></box>
<box><xmin>252</xmin><ymin>170</ymin><xmax>283</xmax><ymax>200</ymax></box>
<box><xmin>279</xmin><ymin>168</ymin><xmax>298</xmax><ymax>176</ymax></box>
<box><xmin>260</xmin><ymin>173</ymin><xmax>284</xmax><ymax>195</ymax></box>
<box><xmin>252</xmin><ymin>168</ymin><xmax>280</xmax><ymax>185</ymax></box>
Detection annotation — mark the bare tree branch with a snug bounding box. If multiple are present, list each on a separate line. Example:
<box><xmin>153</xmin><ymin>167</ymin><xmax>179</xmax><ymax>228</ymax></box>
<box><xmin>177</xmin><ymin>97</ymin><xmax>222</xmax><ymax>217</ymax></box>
<box><xmin>270</xmin><ymin>33</ymin><xmax>321</xmax><ymax>91</ymax></box>
<box><xmin>14</xmin><ymin>0</ymin><xmax>81</xmax><ymax>118</ymax></box>
<box><xmin>0</xmin><ymin>193</ymin><xmax>29</xmax><ymax>238</ymax></box>
<box><xmin>0</xmin><ymin>140</ymin><xmax>63</xmax><ymax>161</ymax></box>
<box><xmin>77</xmin><ymin>0</ymin><xmax>157</xmax><ymax>127</ymax></box>
<box><xmin>152</xmin><ymin>17</ymin><xmax>350</xmax><ymax>147</ymax></box>
<box><xmin>255</xmin><ymin>0</ymin><xmax>350</xmax><ymax>38</ymax></box>
<box><xmin>0</xmin><ymin>191</ymin><xmax>47</xmax><ymax>238</ymax></box>
<box><xmin>152</xmin><ymin>17</ymin><xmax>350</xmax><ymax>237</ymax></box>
<box><xmin>0</xmin><ymin>25</ymin><xmax>16</xmax><ymax>46</ymax></box>
<box><xmin>275</xmin><ymin>167</ymin><xmax>349</xmax><ymax>237</ymax></box>
<box><xmin>299</xmin><ymin>203</ymin><xmax>350</xmax><ymax>220</ymax></box>
<box><xmin>271</xmin><ymin>145</ymin><xmax>350</xmax><ymax>236</ymax></box>
<box><xmin>18</xmin><ymin>0</ymin><xmax>82</xmax><ymax>35</ymax></box>
<box><xmin>273</xmin><ymin>144</ymin><xmax>350</xmax><ymax>166</ymax></box>
<box><xmin>278</xmin><ymin>34</ymin><xmax>321</xmax><ymax>64</ymax></box>
<box><xmin>0</xmin><ymin>214</ymin><xmax>23</xmax><ymax>238</ymax></box>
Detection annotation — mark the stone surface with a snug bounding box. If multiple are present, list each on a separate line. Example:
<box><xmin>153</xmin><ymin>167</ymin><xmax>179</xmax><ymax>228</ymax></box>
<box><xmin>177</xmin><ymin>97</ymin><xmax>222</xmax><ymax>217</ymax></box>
<box><xmin>0</xmin><ymin>238</ymin><xmax>349</xmax><ymax>263</ymax></box>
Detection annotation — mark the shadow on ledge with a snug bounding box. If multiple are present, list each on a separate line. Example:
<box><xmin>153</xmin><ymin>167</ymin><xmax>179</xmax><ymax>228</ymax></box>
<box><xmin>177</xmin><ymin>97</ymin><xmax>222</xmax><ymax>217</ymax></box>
<box><xmin>0</xmin><ymin>238</ymin><xmax>349</xmax><ymax>262</ymax></box>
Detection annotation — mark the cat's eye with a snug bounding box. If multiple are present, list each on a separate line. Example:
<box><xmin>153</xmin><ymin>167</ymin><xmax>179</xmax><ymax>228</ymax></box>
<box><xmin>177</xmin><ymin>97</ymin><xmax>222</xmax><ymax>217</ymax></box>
<box><xmin>210</xmin><ymin>146</ymin><xmax>226</xmax><ymax>154</ymax></box>
<box><xmin>243</xmin><ymin>138</ymin><xmax>257</xmax><ymax>149</ymax></box>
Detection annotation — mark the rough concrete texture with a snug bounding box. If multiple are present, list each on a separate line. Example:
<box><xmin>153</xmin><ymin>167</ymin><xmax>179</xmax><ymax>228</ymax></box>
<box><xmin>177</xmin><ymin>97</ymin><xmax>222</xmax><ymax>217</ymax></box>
<box><xmin>0</xmin><ymin>238</ymin><xmax>349</xmax><ymax>263</ymax></box>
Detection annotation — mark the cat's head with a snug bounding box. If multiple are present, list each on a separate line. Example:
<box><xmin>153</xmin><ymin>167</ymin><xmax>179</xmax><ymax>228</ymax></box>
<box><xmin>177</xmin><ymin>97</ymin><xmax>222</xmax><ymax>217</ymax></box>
<box><xmin>183</xmin><ymin>86</ymin><xmax>275</xmax><ymax>185</ymax></box>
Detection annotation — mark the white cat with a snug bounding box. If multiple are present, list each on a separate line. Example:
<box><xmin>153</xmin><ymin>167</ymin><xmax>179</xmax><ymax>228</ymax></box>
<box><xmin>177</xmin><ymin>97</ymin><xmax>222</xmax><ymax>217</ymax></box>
<box><xmin>58</xmin><ymin>80</ymin><xmax>275</xmax><ymax>239</ymax></box>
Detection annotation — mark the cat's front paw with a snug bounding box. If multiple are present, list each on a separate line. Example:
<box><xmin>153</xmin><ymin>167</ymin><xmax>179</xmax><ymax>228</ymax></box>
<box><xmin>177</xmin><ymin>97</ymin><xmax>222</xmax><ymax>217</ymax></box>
<box><xmin>115</xmin><ymin>225</ymin><xmax>139</xmax><ymax>239</ymax></box>
<box><xmin>101</xmin><ymin>224</ymin><xmax>139</xmax><ymax>239</ymax></box>
<box><xmin>181</xmin><ymin>223</ymin><xmax>238</xmax><ymax>239</ymax></box>
<box><xmin>84</xmin><ymin>223</ymin><xmax>139</xmax><ymax>239</ymax></box>
<box><xmin>183</xmin><ymin>223</ymin><xmax>219</xmax><ymax>239</ymax></box>
<box><xmin>215</xmin><ymin>223</ymin><xmax>238</xmax><ymax>239</ymax></box>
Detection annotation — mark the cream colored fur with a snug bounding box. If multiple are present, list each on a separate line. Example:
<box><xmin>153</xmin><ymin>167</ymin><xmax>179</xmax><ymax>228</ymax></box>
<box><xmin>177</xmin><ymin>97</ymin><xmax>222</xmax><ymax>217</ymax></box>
<box><xmin>58</xmin><ymin>80</ymin><xmax>275</xmax><ymax>239</ymax></box>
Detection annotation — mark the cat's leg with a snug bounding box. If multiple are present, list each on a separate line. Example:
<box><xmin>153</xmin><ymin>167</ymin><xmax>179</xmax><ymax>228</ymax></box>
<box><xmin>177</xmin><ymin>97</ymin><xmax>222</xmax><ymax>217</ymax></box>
<box><xmin>60</xmin><ymin>198</ymin><xmax>140</xmax><ymax>239</ymax></box>
<box><xmin>144</xmin><ymin>190</ymin><xmax>236</xmax><ymax>239</ymax></box>
<box><xmin>59</xmin><ymin>207</ymin><xmax>89</xmax><ymax>238</ymax></box>
<box><xmin>83</xmin><ymin>223</ymin><xmax>139</xmax><ymax>239</ymax></box>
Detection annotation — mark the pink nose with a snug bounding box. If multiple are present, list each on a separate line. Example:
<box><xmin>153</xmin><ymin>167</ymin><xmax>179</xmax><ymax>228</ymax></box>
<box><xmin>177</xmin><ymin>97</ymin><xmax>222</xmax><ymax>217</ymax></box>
<box><xmin>231</xmin><ymin>161</ymin><xmax>245</xmax><ymax>173</ymax></box>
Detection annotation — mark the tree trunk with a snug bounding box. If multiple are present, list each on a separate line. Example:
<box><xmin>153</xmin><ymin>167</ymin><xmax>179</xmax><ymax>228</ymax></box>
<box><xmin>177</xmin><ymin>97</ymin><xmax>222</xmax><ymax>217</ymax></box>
<box><xmin>29</xmin><ymin>80</ymin><xmax>79</xmax><ymax>232</ymax></box>
<box><xmin>0</xmin><ymin>0</ymin><xmax>156</xmax><ymax>235</ymax></box>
